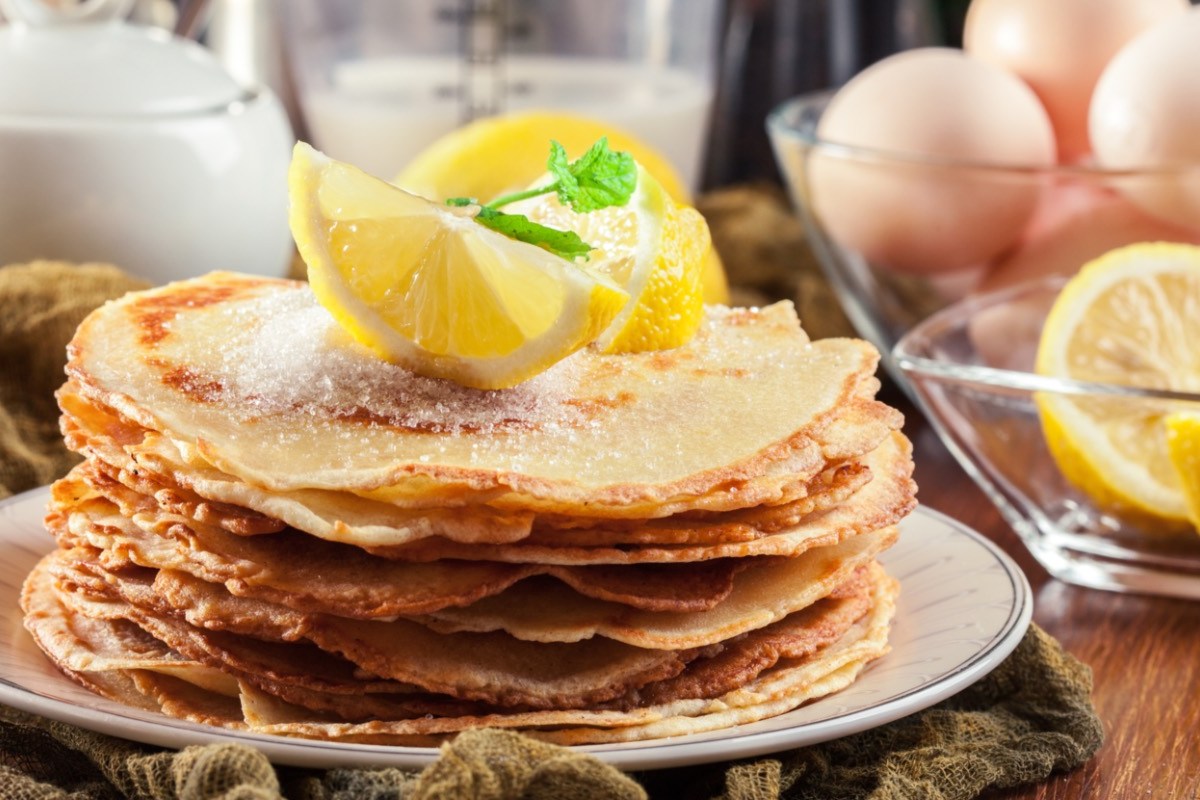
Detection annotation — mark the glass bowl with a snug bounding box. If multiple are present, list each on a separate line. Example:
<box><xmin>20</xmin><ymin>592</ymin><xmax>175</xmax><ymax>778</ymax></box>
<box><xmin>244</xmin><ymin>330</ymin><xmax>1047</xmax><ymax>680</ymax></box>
<box><xmin>894</xmin><ymin>278</ymin><xmax>1200</xmax><ymax>600</ymax></box>
<box><xmin>766</xmin><ymin>91</ymin><xmax>1200</xmax><ymax>374</ymax></box>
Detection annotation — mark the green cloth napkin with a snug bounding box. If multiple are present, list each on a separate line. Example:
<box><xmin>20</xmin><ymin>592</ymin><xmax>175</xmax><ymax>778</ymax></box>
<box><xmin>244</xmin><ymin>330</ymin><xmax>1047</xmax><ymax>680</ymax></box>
<box><xmin>0</xmin><ymin>261</ymin><xmax>1103</xmax><ymax>800</ymax></box>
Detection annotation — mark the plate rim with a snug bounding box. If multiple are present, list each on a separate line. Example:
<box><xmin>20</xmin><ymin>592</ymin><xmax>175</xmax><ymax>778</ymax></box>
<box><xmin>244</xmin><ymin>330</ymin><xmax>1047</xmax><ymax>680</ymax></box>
<box><xmin>0</xmin><ymin>487</ymin><xmax>1032</xmax><ymax>771</ymax></box>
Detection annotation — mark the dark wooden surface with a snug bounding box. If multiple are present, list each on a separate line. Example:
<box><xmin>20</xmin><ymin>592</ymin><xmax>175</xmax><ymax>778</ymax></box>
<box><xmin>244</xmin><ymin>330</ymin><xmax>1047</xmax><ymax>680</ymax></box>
<box><xmin>899</xmin><ymin>397</ymin><xmax>1200</xmax><ymax>800</ymax></box>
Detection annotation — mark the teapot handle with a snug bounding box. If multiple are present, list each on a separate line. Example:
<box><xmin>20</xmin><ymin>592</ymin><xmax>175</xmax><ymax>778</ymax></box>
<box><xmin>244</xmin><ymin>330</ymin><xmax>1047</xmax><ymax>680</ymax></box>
<box><xmin>0</xmin><ymin>0</ymin><xmax>135</xmax><ymax>26</ymax></box>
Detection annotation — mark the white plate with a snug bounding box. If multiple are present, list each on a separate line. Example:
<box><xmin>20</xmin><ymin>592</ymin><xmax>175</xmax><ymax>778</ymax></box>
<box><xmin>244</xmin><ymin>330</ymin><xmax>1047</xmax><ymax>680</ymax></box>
<box><xmin>0</xmin><ymin>487</ymin><xmax>1031</xmax><ymax>771</ymax></box>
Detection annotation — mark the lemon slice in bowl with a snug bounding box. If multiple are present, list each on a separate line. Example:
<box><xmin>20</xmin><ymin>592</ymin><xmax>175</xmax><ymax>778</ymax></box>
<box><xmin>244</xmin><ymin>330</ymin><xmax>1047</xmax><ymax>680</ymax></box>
<box><xmin>508</xmin><ymin>166</ymin><xmax>710</xmax><ymax>353</ymax></box>
<box><xmin>289</xmin><ymin>142</ymin><xmax>628</xmax><ymax>390</ymax></box>
<box><xmin>1035</xmin><ymin>242</ymin><xmax>1200</xmax><ymax>531</ymax></box>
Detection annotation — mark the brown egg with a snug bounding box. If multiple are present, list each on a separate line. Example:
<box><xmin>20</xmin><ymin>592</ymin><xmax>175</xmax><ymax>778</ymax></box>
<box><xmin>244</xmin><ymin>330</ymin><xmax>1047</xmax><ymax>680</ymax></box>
<box><xmin>965</xmin><ymin>0</ymin><xmax>1188</xmax><ymax>162</ymax></box>
<box><xmin>810</xmin><ymin>48</ymin><xmax>1054</xmax><ymax>276</ymax></box>
<box><xmin>1090</xmin><ymin>7</ymin><xmax>1200</xmax><ymax>231</ymax></box>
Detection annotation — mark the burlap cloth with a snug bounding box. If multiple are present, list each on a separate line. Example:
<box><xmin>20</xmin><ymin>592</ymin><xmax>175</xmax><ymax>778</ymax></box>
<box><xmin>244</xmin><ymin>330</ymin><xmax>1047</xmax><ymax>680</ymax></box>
<box><xmin>0</xmin><ymin>258</ymin><xmax>1103</xmax><ymax>800</ymax></box>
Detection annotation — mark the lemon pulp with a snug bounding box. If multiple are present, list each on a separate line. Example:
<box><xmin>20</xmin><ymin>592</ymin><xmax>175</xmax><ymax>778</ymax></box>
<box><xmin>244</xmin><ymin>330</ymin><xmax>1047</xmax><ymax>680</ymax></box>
<box><xmin>509</xmin><ymin>166</ymin><xmax>710</xmax><ymax>353</ymax></box>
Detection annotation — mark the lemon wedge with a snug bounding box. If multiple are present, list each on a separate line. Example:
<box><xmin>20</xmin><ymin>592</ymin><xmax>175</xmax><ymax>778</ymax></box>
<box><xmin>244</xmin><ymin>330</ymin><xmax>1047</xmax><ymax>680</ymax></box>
<box><xmin>1035</xmin><ymin>242</ymin><xmax>1200</xmax><ymax>531</ymax></box>
<box><xmin>289</xmin><ymin>142</ymin><xmax>628</xmax><ymax>390</ymax></box>
<box><xmin>508</xmin><ymin>166</ymin><xmax>709</xmax><ymax>353</ymax></box>
<box><xmin>394</xmin><ymin>110</ymin><xmax>729</xmax><ymax>304</ymax></box>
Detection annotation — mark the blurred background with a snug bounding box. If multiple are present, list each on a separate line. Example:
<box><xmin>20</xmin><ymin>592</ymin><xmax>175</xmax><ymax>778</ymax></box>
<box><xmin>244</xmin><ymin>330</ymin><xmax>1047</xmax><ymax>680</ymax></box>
<box><xmin>704</xmin><ymin>0</ymin><xmax>969</xmax><ymax>187</ymax></box>
<box><xmin>0</xmin><ymin>0</ymin><xmax>979</xmax><ymax>324</ymax></box>
<box><xmin>70</xmin><ymin>0</ymin><xmax>976</xmax><ymax>189</ymax></box>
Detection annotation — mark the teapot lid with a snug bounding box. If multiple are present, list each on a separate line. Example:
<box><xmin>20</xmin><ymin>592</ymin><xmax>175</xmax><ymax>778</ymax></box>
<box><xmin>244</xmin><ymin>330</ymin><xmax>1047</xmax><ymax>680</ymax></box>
<box><xmin>0</xmin><ymin>0</ymin><xmax>246</xmax><ymax>117</ymax></box>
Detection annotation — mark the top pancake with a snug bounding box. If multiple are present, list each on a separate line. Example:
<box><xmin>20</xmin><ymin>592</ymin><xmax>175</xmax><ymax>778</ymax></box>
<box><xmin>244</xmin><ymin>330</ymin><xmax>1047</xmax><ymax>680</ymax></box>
<box><xmin>66</xmin><ymin>273</ymin><xmax>899</xmax><ymax>517</ymax></box>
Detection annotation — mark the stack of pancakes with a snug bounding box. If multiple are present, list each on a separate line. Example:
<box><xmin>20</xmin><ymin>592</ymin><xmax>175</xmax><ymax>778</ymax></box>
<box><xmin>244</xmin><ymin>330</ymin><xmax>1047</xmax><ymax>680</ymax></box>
<box><xmin>23</xmin><ymin>273</ymin><xmax>916</xmax><ymax>745</ymax></box>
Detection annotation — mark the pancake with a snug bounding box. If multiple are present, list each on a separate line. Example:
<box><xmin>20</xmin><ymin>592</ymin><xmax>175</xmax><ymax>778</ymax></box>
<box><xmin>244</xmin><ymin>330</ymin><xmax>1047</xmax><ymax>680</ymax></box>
<box><xmin>59</xmin><ymin>388</ymin><xmax>536</xmax><ymax>544</ymax></box>
<box><xmin>27</xmin><ymin>554</ymin><xmax>483</xmax><ymax>721</ymax></box>
<box><xmin>58</xmin><ymin>514</ymin><xmax>894</xmax><ymax>650</ymax></box>
<box><xmin>27</xmin><ymin>548</ymin><xmax>894</xmax><ymax>728</ymax></box>
<box><xmin>65</xmin><ymin>274</ymin><xmax>899</xmax><ymax>517</ymax></box>
<box><xmin>53</xmin><ymin>470</ymin><xmax>907</xmax><ymax>630</ymax></box>
<box><xmin>21</xmin><ymin>555</ymin><xmax>237</xmax><ymax>699</ymax></box>
<box><xmin>360</xmin><ymin>432</ymin><xmax>915</xmax><ymax>564</ymax></box>
<box><xmin>51</xmin><ymin>474</ymin><xmax>787</xmax><ymax>618</ymax></box>
<box><xmin>58</xmin><ymin>429</ymin><xmax>855</xmax><ymax>568</ymax></box>
<box><xmin>60</xmin><ymin>390</ymin><xmax>879</xmax><ymax>548</ymax></box>
<box><xmin>525</xmin><ymin>463</ymin><xmax>873</xmax><ymax>546</ymax></box>
<box><xmin>406</xmin><ymin>529</ymin><xmax>896</xmax><ymax>646</ymax></box>
<box><xmin>54</xmin><ymin>573</ymin><xmax>696</xmax><ymax>710</ymax></box>
<box><xmin>61</xmin><ymin>373</ymin><xmax>896</xmax><ymax>528</ymax></box>
<box><xmin>199</xmin><ymin>571</ymin><xmax>897</xmax><ymax>744</ymax></box>
<box><xmin>130</xmin><ymin>671</ymin><xmax>248</xmax><ymax>730</ymax></box>
<box><xmin>50</xmin><ymin>470</ymin><xmax>899</xmax><ymax>649</ymax></box>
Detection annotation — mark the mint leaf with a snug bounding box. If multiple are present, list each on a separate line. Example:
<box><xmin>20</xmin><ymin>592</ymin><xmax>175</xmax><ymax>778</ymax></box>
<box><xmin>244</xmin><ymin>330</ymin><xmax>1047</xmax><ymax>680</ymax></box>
<box><xmin>474</xmin><ymin>207</ymin><xmax>593</xmax><ymax>261</ymax></box>
<box><xmin>446</xmin><ymin>137</ymin><xmax>637</xmax><ymax>261</ymax></box>
<box><xmin>552</xmin><ymin>137</ymin><xmax>637</xmax><ymax>213</ymax></box>
<box><xmin>488</xmin><ymin>137</ymin><xmax>637</xmax><ymax>214</ymax></box>
<box><xmin>546</xmin><ymin>141</ymin><xmax>579</xmax><ymax>204</ymax></box>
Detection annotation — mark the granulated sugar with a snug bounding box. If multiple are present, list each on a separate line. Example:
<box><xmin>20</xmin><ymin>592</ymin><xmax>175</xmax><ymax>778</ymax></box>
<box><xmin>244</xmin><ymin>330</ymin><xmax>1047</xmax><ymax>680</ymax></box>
<box><xmin>211</xmin><ymin>286</ymin><xmax>584</xmax><ymax>433</ymax></box>
<box><xmin>694</xmin><ymin>305</ymin><xmax>809</xmax><ymax>371</ymax></box>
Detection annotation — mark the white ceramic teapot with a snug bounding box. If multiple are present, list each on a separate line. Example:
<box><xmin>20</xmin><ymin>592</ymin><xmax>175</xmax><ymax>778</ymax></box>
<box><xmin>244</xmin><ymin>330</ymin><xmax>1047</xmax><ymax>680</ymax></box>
<box><xmin>0</xmin><ymin>0</ymin><xmax>294</xmax><ymax>284</ymax></box>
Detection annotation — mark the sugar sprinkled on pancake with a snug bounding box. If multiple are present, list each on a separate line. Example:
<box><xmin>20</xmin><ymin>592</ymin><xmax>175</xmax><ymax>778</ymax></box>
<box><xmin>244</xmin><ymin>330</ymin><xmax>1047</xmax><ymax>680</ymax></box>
<box><xmin>66</xmin><ymin>274</ymin><xmax>894</xmax><ymax>514</ymax></box>
<box><xmin>213</xmin><ymin>286</ymin><xmax>585</xmax><ymax>434</ymax></box>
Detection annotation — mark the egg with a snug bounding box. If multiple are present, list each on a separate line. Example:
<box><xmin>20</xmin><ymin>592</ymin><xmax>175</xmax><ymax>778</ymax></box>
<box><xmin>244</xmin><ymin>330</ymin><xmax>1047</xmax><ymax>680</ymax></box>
<box><xmin>964</xmin><ymin>0</ymin><xmax>1187</xmax><ymax>163</ymax></box>
<box><xmin>978</xmin><ymin>182</ymin><xmax>1200</xmax><ymax>293</ymax></box>
<box><xmin>809</xmin><ymin>48</ymin><xmax>1054</xmax><ymax>275</ymax></box>
<box><xmin>1090</xmin><ymin>7</ymin><xmax>1200</xmax><ymax>232</ymax></box>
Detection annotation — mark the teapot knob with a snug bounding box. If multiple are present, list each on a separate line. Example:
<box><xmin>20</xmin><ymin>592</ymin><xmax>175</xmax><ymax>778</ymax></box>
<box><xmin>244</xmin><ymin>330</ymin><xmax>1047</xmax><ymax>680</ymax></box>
<box><xmin>0</xmin><ymin>0</ymin><xmax>136</xmax><ymax>26</ymax></box>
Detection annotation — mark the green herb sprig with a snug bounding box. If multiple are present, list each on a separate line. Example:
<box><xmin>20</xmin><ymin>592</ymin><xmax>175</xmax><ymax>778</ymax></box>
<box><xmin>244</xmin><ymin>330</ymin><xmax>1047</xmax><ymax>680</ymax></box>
<box><xmin>446</xmin><ymin>137</ymin><xmax>637</xmax><ymax>261</ymax></box>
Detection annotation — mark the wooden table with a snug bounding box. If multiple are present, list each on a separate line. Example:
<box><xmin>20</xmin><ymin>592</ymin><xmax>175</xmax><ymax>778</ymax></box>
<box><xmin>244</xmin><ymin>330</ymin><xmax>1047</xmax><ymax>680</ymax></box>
<box><xmin>899</xmin><ymin>396</ymin><xmax>1200</xmax><ymax>800</ymax></box>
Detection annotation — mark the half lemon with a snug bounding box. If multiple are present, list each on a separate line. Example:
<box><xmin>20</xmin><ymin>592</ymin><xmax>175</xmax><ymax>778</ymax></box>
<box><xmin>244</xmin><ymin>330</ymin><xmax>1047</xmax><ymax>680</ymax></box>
<box><xmin>394</xmin><ymin>110</ymin><xmax>729</xmax><ymax>305</ymax></box>
<box><xmin>1035</xmin><ymin>242</ymin><xmax>1200</xmax><ymax>532</ymax></box>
